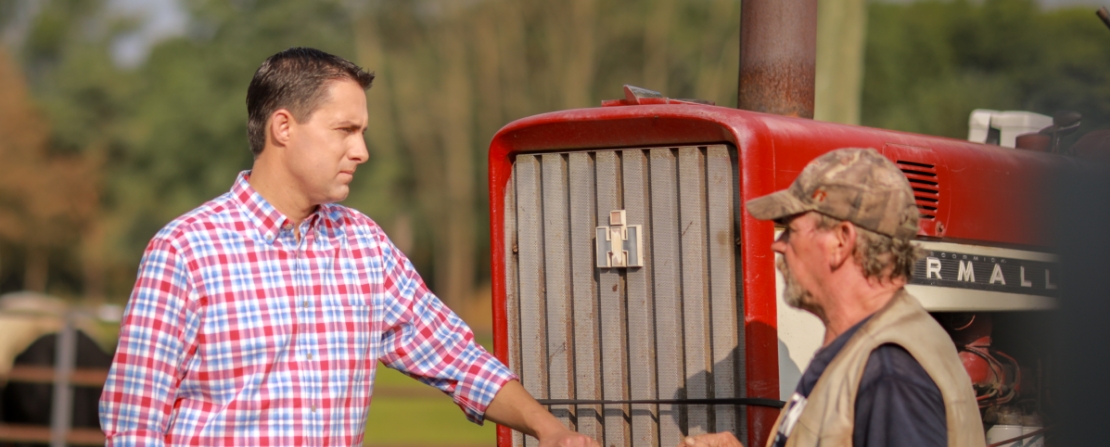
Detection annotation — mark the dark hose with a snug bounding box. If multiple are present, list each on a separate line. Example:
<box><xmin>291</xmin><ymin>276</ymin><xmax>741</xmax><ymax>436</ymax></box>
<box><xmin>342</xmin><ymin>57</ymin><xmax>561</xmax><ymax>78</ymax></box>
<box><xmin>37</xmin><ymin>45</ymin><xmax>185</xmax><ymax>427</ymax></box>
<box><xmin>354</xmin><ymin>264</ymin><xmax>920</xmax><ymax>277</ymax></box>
<box><xmin>537</xmin><ymin>397</ymin><xmax>785</xmax><ymax>409</ymax></box>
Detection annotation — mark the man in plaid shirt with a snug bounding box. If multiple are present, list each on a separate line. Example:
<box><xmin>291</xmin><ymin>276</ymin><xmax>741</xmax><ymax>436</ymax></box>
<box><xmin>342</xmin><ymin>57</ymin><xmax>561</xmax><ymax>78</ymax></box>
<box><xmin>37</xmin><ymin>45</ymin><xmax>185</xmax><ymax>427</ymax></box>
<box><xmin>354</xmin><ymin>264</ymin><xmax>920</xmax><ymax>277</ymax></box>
<box><xmin>99</xmin><ymin>47</ymin><xmax>597</xmax><ymax>447</ymax></box>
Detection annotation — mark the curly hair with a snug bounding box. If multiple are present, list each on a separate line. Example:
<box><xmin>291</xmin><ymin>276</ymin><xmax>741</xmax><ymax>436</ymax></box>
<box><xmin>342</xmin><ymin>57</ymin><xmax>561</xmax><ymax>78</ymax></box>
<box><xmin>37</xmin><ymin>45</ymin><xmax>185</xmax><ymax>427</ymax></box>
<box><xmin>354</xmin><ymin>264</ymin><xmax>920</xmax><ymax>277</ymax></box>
<box><xmin>815</xmin><ymin>214</ymin><xmax>924</xmax><ymax>281</ymax></box>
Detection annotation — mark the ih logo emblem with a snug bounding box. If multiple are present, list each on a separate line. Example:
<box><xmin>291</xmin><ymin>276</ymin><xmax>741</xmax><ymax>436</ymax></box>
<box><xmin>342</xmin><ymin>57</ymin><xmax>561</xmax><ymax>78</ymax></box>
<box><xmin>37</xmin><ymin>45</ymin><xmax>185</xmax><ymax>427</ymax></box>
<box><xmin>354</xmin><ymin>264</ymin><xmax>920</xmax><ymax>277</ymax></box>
<box><xmin>596</xmin><ymin>210</ymin><xmax>643</xmax><ymax>268</ymax></box>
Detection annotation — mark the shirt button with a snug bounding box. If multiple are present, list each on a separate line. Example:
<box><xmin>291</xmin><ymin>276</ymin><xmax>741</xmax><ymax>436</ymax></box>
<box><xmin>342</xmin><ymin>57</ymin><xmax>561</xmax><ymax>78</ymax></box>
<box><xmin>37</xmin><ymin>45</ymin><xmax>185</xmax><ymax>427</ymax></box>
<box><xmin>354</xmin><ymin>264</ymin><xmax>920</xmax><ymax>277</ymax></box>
<box><xmin>303</xmin><ymin>300</ymin><xmax>309</xmax><ymax>308</ymax></box>
<box><xmin>311</xmin><ymin>405</ymin><xmax>317</xmax><ymax>413</ymax></box>
<box><xmin>307</xmin><ymin>352</ymin><xmax>313</xmax><ymax>360</ymax></box>
<box><xmin>282</xmin><ymin>223</ymin><xmax>292</xmax><ymax>231</ymax></box>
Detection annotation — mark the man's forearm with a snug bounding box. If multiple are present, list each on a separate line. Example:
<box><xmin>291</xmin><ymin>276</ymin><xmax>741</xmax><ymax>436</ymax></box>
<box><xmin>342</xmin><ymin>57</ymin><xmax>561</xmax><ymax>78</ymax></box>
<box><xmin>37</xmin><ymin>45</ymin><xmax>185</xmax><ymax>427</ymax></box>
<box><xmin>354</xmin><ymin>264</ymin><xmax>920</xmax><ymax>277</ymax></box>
<box><xmin>483</xmin><ymin>380</ymin><xmax>567</xmax><ymax>439</ymax></box>
<box><xmin>482</xmin><ymin>380</ymin><xmax>598</xmax><ymax>447</ymax></box>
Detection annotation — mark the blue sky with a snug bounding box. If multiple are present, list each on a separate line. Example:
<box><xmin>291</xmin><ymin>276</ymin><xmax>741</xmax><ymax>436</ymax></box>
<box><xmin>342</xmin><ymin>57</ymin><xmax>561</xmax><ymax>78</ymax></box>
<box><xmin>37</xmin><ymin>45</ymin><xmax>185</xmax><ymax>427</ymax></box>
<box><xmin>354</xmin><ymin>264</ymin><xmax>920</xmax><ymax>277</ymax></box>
<box><xmin>108</xmin><ymin>0</ymin><xmax>187</xmax><ymax>67</ymax></box>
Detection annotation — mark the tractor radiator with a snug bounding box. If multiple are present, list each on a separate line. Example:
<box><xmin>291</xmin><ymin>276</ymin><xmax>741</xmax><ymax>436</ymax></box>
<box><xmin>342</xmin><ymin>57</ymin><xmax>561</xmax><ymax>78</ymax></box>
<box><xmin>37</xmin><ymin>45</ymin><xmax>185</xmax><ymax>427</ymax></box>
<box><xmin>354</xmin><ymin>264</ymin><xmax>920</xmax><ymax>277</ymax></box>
<box><xmin>502</xmin><ymin>145</ymin><xmax>743</xmax><ymax>447</ymax></box>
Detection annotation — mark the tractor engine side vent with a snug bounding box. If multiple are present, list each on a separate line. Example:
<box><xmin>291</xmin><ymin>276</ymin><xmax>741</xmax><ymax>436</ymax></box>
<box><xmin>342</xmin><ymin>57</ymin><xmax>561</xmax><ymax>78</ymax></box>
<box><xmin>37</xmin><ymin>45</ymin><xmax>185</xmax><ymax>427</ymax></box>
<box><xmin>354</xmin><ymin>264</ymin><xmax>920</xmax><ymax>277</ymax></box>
<box><xmin>897</xmin><ymin>160</ymin><xmax>939</xmax><ymax>220</ymax></box>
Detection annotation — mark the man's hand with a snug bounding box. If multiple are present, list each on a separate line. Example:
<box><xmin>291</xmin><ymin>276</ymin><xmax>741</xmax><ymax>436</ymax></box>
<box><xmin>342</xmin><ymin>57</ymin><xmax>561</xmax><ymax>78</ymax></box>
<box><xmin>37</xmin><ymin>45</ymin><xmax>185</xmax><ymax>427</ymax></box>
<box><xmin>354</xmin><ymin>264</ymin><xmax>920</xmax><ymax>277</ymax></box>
<box><xmin>537</xmin><ymin>426</ymin><xmax>599</xmax><ymax>447</ymax></box>
<box><xmin>678</xmin><ymin>432</ymin><xmax>744</xmax><ymax>447</ymax></box>
<box><xmin>484</xmin><ymin>380</ymin><xmax>600</xmax><ymax>447</ymax></box>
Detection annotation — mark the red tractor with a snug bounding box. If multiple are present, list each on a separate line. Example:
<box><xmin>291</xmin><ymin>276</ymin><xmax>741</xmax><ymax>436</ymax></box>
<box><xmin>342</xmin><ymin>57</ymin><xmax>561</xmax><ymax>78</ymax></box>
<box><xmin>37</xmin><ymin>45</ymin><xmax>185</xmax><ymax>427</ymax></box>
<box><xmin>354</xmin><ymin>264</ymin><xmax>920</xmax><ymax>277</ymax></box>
<box><xmin>486</xmin><ymin>2</ymin><xmax>1081</xmax><ymax>445</ymax></box>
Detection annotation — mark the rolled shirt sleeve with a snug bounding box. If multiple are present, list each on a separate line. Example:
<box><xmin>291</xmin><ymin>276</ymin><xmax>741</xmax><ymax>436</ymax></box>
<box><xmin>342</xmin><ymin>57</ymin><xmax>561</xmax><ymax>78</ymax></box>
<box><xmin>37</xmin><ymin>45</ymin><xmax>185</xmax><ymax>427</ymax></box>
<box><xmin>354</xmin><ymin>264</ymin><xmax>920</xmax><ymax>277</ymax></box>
<box><xmin>99</xmin><ymin>237</ymin><xmax>202</xmax><ymax>446</ymax></box>
<box><xmin>374</xmin><ymin>233</ymin><xmax>516</xmax><ymax>423</ymax></box>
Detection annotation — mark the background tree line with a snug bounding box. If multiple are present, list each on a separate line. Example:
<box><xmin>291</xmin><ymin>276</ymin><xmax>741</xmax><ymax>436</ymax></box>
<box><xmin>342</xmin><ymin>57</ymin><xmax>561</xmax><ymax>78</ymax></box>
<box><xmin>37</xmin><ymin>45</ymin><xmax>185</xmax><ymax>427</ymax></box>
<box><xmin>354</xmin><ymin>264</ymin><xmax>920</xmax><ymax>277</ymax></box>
<box><xmin>0</xmin><ymin>0</ymin><xmax>1107</xmax><ymax>328</ymax></box>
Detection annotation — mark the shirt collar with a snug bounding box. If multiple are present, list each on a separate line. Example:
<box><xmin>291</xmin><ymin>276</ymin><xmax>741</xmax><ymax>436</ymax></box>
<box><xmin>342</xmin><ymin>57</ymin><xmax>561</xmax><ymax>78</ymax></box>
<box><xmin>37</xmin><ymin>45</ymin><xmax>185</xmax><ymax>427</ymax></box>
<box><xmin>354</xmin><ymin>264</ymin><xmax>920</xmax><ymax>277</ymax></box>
<box><xmin>230</xmin><ymin>171</ymin><xmax>312</xmax><ymax>244</ymax></box>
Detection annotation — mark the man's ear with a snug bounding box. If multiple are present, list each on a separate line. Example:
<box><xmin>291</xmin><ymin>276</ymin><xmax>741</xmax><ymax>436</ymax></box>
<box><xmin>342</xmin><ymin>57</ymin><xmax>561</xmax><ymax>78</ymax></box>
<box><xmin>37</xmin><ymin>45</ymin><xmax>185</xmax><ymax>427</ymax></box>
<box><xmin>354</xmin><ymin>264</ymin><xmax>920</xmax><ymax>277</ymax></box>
<box><xmin>829</xmin><ymin>220</ymin><xmax>857</xmax><ymax>269</ymax></box>
<box><xmin>268</xmin><ymin>109</ymin><xmax>295</xmax><ymax>148</ymax></box>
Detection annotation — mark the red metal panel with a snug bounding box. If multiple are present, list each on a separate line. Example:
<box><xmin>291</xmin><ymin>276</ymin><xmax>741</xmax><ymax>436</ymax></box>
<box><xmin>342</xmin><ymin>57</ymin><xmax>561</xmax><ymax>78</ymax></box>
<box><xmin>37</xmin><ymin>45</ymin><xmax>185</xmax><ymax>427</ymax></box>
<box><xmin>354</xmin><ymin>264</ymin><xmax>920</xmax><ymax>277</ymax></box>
<box><xmin>734</xmin><ymin>119</ymin><xmax>783</xmax><ymax>447</ymax></box>
<box><xmin>882</xmin><ymin>144</ymin><xmax>948</xmax><ymax>236</ymax></box>
<box><xmin>756</xmin><ymin>116</ymin><xmax>1057</xmax><ymax>246</ymax></box>
<box><xmin>488</xmin><ymin>132</ymin><xmax>514</xmax><ymax>447</ymax></box>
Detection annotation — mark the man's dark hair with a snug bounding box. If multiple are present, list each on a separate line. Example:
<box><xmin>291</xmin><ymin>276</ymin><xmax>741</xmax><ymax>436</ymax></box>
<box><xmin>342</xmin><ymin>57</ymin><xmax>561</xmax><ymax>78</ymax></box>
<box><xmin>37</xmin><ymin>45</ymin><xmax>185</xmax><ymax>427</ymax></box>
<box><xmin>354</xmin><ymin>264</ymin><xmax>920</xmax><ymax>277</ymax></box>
<box><xmin>246</xmin><ymin>47</ymin><xmax>375</xmax><ymax>156</ymax></box>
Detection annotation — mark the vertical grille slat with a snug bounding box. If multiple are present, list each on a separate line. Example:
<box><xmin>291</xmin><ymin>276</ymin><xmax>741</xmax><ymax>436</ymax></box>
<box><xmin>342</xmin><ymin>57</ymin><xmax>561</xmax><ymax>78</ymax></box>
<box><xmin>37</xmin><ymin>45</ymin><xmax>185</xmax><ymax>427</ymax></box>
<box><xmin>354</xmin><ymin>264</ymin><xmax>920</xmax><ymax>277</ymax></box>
<box><xmin>541</xmin><ymin>154</ymin><xmax>574</xmax><ymax>429</ymax></box>
<box><xmin>897</xmin><ymin>160</ymin><xmax>940</xmax><ymax>220</ymax></box>
<box><xmin>622</xmin><ymin>149</ymin><xmax>659</xmax><ymax>447</ymax></box>
<box><xmin>568</xmin><ymin>152</ymin><xmax>602</xmax><ymax>440</ymax></box>
<box><xmin>514</xmin><ymin>155</ymin><xmax>548</xmax><ymax>447</ymax></box>
<box><xmin>678</xmin><ymin>147</ymin><xmax>711</xmax><ymax>436</ymax></box>
<box><xmin>595</xmin><ymin>151</ymin><xmax>629</xmax><ymax>446</ymax></box>
<box><xmin>649</xmin><ymin>147</ymin><xmax>686</xmax><ymax>447</ymax></box>
<box><xmin>706</xmin><ymin>145</ymin><xmax>741</xmax><ymax>438</ymax></box>
<box><xmin>506</xmin><ymin>145</ymin><xmax>741</xmax><ymax>446</ymax></box>
<box><xmin>504</xmin><ymin>161</ymin><xmax>524</xmax><ymax>447</ymax></box>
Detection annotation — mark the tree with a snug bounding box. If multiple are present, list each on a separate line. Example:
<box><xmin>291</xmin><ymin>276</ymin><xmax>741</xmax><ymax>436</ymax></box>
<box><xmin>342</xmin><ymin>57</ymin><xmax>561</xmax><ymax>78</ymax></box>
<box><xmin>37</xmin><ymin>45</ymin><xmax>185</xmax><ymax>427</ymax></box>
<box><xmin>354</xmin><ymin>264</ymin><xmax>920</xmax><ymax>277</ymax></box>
<box><xmin>10</xmin><ymin>0</ymin><xmax>138</xmax><ymax>299</ymax></box>
<box><xmin>350</xmin><ymin>0</ymin><xmax>742</xmax><ymax>312</ymax></box>
<box><xmin>9</xmin><ymin>0</ymin><xmax>362</xmax><ymax>299</ymax></box>
<box><xmin>6</xmin><ymin>0</ymin><xmax>744</xmax><ymax>310</ymax></box>
<box><xmin>861</xmin><ymin>0</ymin><xmax>1110</xmax><ymax>140</ymax></box>
<box><xmin>0</xmin><ymin>47</ymin><xmax>98</xmax><ymax>294</ymax></box>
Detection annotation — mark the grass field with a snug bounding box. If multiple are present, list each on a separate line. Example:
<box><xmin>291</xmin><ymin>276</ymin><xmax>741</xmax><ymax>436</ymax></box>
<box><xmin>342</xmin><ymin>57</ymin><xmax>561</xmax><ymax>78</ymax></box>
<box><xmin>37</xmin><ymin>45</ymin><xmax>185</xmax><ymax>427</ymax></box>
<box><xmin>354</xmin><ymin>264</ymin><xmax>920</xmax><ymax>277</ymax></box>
<box><xmin>363</xmin><ymin>335</ymin><xmax>498</xmax><ymax>446</ymax></box>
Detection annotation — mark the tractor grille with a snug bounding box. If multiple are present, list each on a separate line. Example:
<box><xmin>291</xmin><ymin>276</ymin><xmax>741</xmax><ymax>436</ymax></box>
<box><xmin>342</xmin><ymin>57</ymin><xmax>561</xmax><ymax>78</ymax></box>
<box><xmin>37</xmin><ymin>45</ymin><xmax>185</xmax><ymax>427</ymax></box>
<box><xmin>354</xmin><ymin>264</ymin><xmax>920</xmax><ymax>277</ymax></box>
<box><xmin>502</xmin><ymin>145</ymin><xmax>743</xmax><ymax>447</ymax></box>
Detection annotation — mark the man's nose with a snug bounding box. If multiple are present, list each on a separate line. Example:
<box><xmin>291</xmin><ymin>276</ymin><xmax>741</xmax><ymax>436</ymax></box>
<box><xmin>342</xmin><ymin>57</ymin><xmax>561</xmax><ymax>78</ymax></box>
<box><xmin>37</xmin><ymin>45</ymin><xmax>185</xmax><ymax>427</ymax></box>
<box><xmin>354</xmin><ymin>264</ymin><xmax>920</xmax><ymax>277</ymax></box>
<box><xmin>771</xmin><ymin>239</ymin><xmax>786</xmax><ymax>254</ymax></box>
<box><xmin>351</xmin><ymin>138</ymin><xmax>369</xmax><ymax>164</ymax></box>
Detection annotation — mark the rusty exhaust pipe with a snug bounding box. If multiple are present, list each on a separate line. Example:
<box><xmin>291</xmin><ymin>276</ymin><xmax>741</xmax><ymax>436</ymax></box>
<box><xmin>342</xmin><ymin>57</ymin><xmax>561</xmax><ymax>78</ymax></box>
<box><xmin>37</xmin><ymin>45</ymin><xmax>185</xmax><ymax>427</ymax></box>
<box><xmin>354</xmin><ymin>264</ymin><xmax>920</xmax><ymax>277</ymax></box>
<box><xmin>1098</xmin><ymin>7</ymin><xmax>1110</xmax><ymax>31</ymax></box>
<box><xmin>738</xmin><ymin>0</ymin><xmax>818</xmax><ymax>118</ymax></box>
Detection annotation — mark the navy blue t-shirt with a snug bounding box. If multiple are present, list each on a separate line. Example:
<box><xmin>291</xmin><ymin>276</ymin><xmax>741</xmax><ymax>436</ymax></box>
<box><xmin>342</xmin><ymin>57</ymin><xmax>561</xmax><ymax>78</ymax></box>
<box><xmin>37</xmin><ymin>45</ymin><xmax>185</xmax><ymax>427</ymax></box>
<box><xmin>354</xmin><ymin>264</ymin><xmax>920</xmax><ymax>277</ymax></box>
<box><xmin>771</xmin><ymin>316</ymin><xmax>947</xmax><ymax>447</ymax></box>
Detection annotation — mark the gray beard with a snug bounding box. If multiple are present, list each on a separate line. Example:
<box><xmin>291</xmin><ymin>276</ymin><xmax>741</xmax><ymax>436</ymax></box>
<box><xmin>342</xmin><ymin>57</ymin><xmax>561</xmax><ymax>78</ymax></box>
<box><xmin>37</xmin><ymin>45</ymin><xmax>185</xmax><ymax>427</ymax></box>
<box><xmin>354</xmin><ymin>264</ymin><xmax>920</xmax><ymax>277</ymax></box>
<box><xmin>777</xmin><ymin>256</ymin><xmax>813</xmax><ymax>310</ymax></box>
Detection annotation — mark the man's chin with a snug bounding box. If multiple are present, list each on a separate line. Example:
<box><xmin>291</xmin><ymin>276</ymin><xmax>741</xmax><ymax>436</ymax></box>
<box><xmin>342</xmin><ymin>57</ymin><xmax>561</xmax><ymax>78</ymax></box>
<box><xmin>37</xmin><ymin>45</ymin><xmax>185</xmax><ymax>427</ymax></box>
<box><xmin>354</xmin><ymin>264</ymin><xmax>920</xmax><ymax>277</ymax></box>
<box><xmin>782</xmin><ymin>280</ymin><xmax>815</xmax><ymax>310</ymax></box>
<box><xmin>785</xmin><ymin>292</ymin><xmax>821</xmax><ymax>315</ymax></box>
<box><xmin>783</xmin><ymin>292</ymin><xmax>804</xmax><ymax>310</ymax></box>
<box><xmin>784</xmin><ymin>294</ymin><xmax>813</xmax><ymax>311</ymax></box>
<box><xmin>322</xmin><ymin>187</ymin><xmax>350</xmax><ymax>204</ymax></box>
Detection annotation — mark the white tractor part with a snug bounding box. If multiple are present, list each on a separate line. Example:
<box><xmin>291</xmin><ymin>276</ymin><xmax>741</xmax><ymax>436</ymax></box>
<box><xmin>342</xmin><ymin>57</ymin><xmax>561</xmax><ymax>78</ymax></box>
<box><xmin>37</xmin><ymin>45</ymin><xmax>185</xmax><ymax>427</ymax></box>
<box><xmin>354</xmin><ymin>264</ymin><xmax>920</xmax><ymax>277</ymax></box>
<box><xmin>968</xmin><ymin>109</ymin><xmax>1052</xmax><ymax>148</ymax></box>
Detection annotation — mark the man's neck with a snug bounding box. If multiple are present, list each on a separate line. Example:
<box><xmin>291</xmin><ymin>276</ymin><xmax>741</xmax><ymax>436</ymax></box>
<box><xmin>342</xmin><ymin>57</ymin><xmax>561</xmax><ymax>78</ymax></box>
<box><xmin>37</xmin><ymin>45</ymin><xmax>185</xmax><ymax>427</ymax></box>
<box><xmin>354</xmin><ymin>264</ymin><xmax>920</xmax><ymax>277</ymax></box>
<box><xmin>817</xmin><ymin>278</ymin><xmax>904</xmax><ymax>346</ymax></box>
<box><xmin>248</xmin><ymin>155</ymin><xmax>315</xmax><ymax>225</ymax></box>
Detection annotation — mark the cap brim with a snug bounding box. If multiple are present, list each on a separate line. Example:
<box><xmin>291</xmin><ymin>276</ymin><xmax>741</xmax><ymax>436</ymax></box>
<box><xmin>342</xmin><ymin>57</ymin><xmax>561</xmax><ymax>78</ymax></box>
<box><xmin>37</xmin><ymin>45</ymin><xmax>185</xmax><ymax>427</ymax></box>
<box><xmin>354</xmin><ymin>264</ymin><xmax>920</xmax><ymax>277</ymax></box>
<box><xmin>745</xmin><ymin>189</ymin><xmax>811</xmax><ymax>221</ymax></box>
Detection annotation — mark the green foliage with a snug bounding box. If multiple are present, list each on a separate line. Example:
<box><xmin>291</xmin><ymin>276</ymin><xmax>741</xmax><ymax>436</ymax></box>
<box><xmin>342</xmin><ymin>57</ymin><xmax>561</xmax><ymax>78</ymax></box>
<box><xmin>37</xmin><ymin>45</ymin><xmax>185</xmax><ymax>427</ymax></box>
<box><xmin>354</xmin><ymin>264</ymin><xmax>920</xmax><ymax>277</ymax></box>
<box><xmin>8</xmin><ymin>0</ymin><xmax>742</xmax><ymax>304</ymax></box>
<box><xmin>3</xmin><ymin>0</ymin><xmax>731</xmax><ymax>304</ymax></box>
<box><xmin>115</xmin><ymin>0</ymin><xmax>358</xmax><ymax>254</ymax></box>
<box><xmin>5</xmin><ymin>0</ymin><xmax>363</xmax><ymax>297</ymax></box>
<box><xmin>347</xmin><ymin>0</ymin><xmax>740</xmax><ymax>313</ymax></box>
<box><xmin>862</xmin><ymin>0</ymin><xmax>1110</xmax><ymax>139</ymax></box>
<box><xmin>1</xmin><ymin>0</ymin><xmax>121</xmax><ymax>295</ymax></box>
<box><xmin>11</xmin><ymin>0</ymin><xmax>1110</xmax><ymax>310</ymax></box>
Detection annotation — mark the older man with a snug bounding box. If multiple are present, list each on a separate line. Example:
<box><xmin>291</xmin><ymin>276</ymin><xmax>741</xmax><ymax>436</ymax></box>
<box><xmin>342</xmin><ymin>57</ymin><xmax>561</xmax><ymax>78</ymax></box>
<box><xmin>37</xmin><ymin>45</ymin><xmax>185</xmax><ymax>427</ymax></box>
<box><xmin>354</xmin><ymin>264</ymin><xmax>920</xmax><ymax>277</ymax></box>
<box><xmin>99</xmin><ymin>47</ymin><xmax>597</xmax><ymax>447</ymax></box>
<box><xmin>681</xmin><ymin>148</ymin><xmax>984</xmax><ymax>447</ymax></box>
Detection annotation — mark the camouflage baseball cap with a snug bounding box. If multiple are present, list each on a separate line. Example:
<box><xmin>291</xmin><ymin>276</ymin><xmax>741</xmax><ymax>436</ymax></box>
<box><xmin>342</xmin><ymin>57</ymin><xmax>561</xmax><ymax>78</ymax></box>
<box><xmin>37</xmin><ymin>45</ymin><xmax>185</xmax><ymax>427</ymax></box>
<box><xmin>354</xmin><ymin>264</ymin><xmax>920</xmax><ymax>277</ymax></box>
<box><xmin>746</xmin><ymin>148</ymin><xmax>919</xmax><ymax>239</ymax></box>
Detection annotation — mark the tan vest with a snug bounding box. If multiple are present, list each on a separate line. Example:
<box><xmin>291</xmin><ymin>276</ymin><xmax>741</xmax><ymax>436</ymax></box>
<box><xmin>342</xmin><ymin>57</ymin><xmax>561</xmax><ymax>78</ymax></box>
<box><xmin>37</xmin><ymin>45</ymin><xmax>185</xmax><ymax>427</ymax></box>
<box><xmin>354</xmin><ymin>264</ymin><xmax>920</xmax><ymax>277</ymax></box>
<box><xmin>766</xmin><ymin>290</ymin><xmax>986</xmax><ymax>447</ymax></box>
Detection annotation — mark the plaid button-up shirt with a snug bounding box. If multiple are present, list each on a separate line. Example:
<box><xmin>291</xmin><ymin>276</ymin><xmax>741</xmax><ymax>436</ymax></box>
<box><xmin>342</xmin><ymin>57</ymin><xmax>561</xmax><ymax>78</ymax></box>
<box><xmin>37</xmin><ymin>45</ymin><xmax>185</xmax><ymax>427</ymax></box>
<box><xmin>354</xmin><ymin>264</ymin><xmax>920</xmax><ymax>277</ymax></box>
<box><xmin>99</xmin><ymin>172</ymin><xmax>514</xmax><ymax>446</ymax></box>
